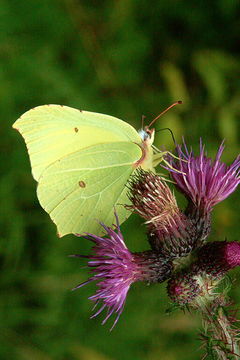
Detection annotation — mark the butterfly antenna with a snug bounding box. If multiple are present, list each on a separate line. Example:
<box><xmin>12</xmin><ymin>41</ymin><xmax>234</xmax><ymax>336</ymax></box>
<box><xmin>156</xmin><ymin>127</ymin><xmax>177</xmax><ymax>146</ymax></box>
<box><xmin>141</xmin><ymin>114</ymin><xmax>146</xmax><ymax>129</ymax></box>
<box><xmin>148</xmin><ymin>101</ymin><xmax>182</xmax><ymax>129</ymax></box>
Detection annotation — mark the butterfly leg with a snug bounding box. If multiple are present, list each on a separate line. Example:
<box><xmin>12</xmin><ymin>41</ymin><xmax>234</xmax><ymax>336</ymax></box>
<box><xmin>153</xmin><ymin>151</ymin><xmax>186</xmax><ymax>174</ymax></box>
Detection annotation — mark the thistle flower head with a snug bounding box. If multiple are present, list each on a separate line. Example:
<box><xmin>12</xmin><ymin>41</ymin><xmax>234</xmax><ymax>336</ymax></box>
<box><xmin>196</xmin><ymin>241</ymin><xmax>240</xmax><ymax>277</ymax></box>
<box><xmin>167</xmin><ymin>272</ymin><xmax>201</xmax><ymax>305</ymax></box>
<box><xmin>127</xmin><ymin>170</ymin><xmax>202</xmax><ymax>258</ymax></box>
<box><xmin>127</xmin><ymin>169</ymin><xmax>180</xmax><ymax>228</ymax></box>
<box><xmin>171</xmin><ymin>140</ymin><xmax>240</xmax><ymax>215</ymax></box>
<box><xmin>168</xmin><ymin>241</ymin><xmax>240</xmax><ymax>306</ymax></box>
<box><xmin>73</xmin><ymin>213</ymin><xmax>172</xmax><ymax>329</ymax></box>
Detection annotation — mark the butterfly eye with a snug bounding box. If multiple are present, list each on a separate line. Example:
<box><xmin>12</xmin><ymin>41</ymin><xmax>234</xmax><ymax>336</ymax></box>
<box><xmin>138</xmin><ymin>127</ymin><xmax>153</xmax><ymax>141</ymax></box>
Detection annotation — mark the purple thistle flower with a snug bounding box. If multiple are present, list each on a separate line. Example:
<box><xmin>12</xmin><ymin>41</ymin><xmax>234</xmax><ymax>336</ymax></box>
<box><xmin>171</xmin><ymin>140</ymin><xmax>240</xmax><ymax>215</ymax></box>
<box><xmin>72</xmin><ymin>213</ymin><xmax>172</xmax><ymax>329</ymax></box>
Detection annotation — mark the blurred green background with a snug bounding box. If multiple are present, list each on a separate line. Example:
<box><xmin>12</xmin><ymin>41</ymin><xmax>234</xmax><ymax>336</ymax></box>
<box><xmin>1</xmin><ymin>1</ymin><xmax>240</xmax><ymax>359</ymax></box>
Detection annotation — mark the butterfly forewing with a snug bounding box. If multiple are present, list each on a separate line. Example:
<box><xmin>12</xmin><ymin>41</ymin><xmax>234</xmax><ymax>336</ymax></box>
<box><xmin>13</xmin><ymin>105</ymin><xmax>141</xmax><ymax>181</ymax></box>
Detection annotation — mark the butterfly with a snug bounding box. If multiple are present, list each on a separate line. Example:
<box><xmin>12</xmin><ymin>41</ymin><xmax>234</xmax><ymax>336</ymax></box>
<box><xmin>13</xmin><ymin>102</ymin><xmax>181</xmax><ymax>237</ymax></box>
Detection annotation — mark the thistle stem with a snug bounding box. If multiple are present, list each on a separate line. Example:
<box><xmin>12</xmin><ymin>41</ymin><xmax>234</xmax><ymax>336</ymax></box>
<box><xmin>200</xmin><ymin>305</ymin><xmax>240</xmax><ymax>359</ymax></box>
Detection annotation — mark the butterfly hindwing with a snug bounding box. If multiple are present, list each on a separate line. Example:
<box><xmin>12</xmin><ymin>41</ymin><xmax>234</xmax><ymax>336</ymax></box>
<box><xmin>37</xmin><ymin>141</ymin><xmax>142</xmax><ymax>236</ymax></box>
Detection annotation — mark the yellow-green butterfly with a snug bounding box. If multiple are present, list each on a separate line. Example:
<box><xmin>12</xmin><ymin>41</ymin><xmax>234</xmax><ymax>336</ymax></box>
<box><xmin>13</xmin><ymin>102</ymin><xmax>181</xmax><ymax>237</ymax></box>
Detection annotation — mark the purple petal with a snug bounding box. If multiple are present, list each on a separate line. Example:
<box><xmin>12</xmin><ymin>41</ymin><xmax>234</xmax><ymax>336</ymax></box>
<box><xmin>170</xmin><ymin>140</ymin><xmax>240</xmax><ymax>213</ymax></box>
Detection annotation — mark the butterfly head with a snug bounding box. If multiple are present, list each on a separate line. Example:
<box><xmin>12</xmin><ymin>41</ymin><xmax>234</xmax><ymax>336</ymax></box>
<box><xmin>138</xmin><ymin>101</ymin><xmax>182</xmax><ymax>148</ymax></box>
<box><xmin>138</xmin><ymin>126</ymin><xmax>155</xmax><ymax>146</ymax></box>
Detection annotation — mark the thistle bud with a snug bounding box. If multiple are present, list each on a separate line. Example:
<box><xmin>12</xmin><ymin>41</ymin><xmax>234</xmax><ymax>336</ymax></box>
<box><xmin>168</xmin><ymin>241</ymin><xmax>240</xmax><ymax>306</ymax></box>
<box><xmin>196</xmin><ymin>241</ymin><xmax>240</xmax><ymax>277</ymax></box>
<box><xmin>167</xmin><ymin>271</ymin><xmax>201</xmax><ymax>305</ymax></box>
<box><xmin>127</xmin><ymin>169</ymin><xmax>205</xmax><ymax>258</ymax></box>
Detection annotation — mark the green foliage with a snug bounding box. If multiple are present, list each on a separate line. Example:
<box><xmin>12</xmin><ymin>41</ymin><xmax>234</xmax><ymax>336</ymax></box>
<box><xmin>0</xmin><ymin>0</ymin><xmax>239</xmax><ymax>359</ymax></box>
